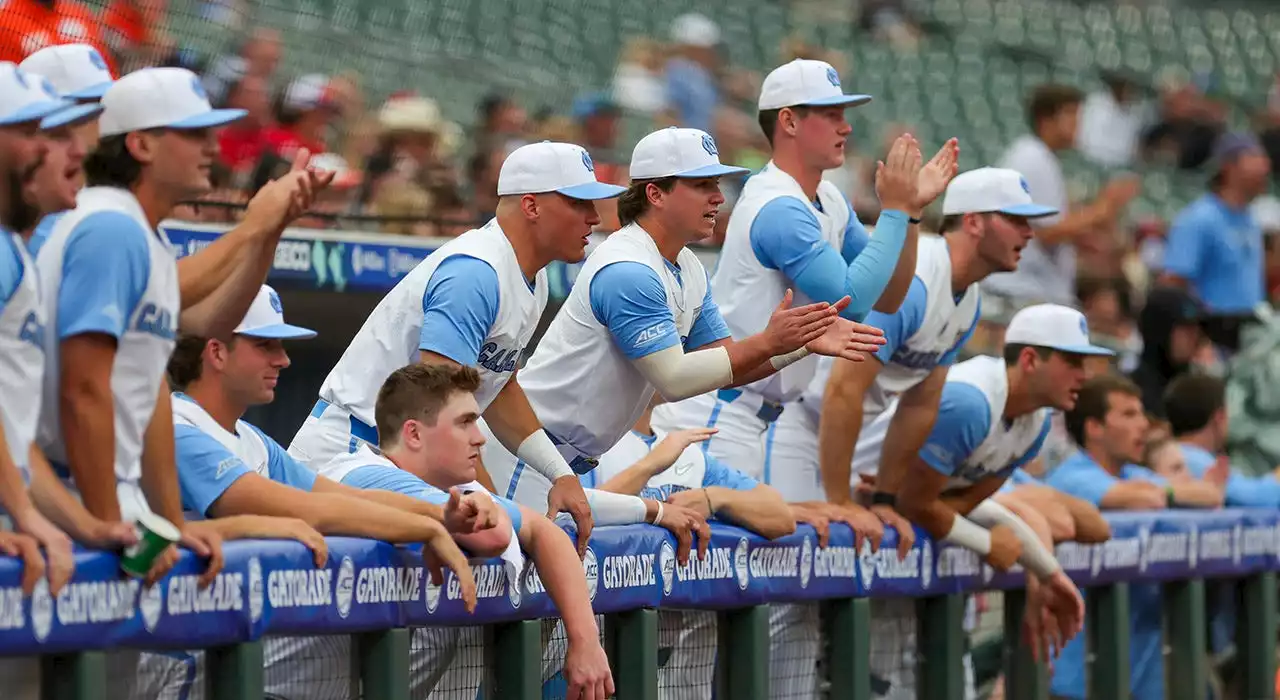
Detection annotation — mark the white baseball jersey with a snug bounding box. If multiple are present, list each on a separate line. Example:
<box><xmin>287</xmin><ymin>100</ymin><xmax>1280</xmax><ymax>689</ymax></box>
<box><xmin>519</xmin><ymin>223</ymin><xmax>709</xmax><ymax>459</ymax></box>
<box><xmin>36</xmin><ymin>186</ymin><xmax>180</xmax><ymax>492</ymax></box>
<box><xmin>319</xmin><ymin>220</ymin><xmax>548</xmax><ymax>423</ymax></box>
<box><xmin>712</xmin><ymin>162</ymin><xmax>852</xmax><ymax>403</ymax></box>
<box><xmin>0</xmin><ymin>232</ymin><xmax>45</xmax><ymax>480</ymax></box>
<box><xmin>852</xmin><ymin>355</ymin><xmax>1051</xmax><ymax>487</ymax></box>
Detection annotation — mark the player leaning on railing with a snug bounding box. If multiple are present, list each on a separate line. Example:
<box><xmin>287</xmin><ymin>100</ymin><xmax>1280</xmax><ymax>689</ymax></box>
<box><xmin>319</xmin><ymin>363</ymin><xmax>614</xmax><ymax>700</ymax></box>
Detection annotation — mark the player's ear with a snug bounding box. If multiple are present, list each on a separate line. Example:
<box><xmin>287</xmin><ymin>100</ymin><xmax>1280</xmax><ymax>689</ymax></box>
<box><xmin>401</xmin><ymin>419</ymin><xmax>422</xmax><ymax>450</ymax></box>
<box><xmin>124</xmin><ymin>131</ymin><xmax>156</xmax><ymax>165</ymax></box>
<box><xmin>780</xmin><ymin>108</ymin><xmax>798</xmax><ymax>137</ymax></box>
<box><xmin>519</xmin><ymin>193</ymin><xmax>539</xmax><ymax>221</ymax></box>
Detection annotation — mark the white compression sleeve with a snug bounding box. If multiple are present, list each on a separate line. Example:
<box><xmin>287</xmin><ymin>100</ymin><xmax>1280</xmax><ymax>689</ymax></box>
<box><xmin>967</xmin><ymin>499</ymin><xmax>1061</xmax><ymax>578</ymax></box>
<box><xmin>632</xmin><ymin>345</ymin><xmax>734</xmax><ymax>402</ymax></box>
<box><xmin>583</xmin><ymin>488</ymin><xmax>649</xmax><ymax>526</ymax></box>
<box><xmin>515</xmin><ymin>430</ymin><xmax>574</xmax><ymax>482</ymax></box>
<box><xmin>940</xmin><ymin>513</ymin><xmax>992</xmax><ymax>555</ymax></box>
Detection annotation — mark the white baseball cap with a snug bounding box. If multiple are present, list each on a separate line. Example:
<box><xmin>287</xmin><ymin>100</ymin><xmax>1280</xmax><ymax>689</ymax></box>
<box><xmin>758</xmin><ymin>59</ymin><xmax>872</xmax><ymax>111</ymax></box>
<box><xmin>233</xmin><ymin>286</ymin><xmax>316</xmax><ymax>339</ymax></box>
<box><xmin>1005</xmin><ymin>304</ymin><xmax>1114</xmax><ymax>356</ymax></box>
<box><xmin>98</xmin><ymin>67</ymin><xmax>246</xmax><ymax>138</ymax></box>
<box><xmin>630</xmin><ymin>127</ymin><xmax>749</xmax><ymax>180</ymax></box>
<box><xmin>671</xmin><ymin>13</ymin><xmax>720</xmax><ymax>47</ymax></box>
<box><xmin>20</xmin><ymin>44</ymin><xmax>114</xmax><ymax>100</ymax></box>
<box><xmin>941</xmin><ymin>167</ymin><xmax>1060</xmax><ymax>218</ymax></box>
<box><xmin>497</xmin><ymin>141</ymin><xmax>626</xmax><ymax>200</ymax></box>
<box><xmin>0</xmin><ymin>62</ymin><xmax>76</xmax><ymax>128</ymax></box>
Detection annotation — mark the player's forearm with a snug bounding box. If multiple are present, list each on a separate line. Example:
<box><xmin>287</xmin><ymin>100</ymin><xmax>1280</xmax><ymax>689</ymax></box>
<box><xmin>484</xmin><ymin>380</ymin><xmax>575</xmax><ymax>482</ymax></box>
<box><xmin>178</xmin><ymin>226</ymin><xmax>278</xmax><ymax>336</ymax></box>
<box><xmin>0</xmin><ymin>421</ymin><xmax>36</xmax><ymax>522</ymax></box>
<box><xmin>60</xmin><ymin>373</ymin><xmax>123</xmax><ymax>521</ymax></box>
<box><xmin>877</xmin><ymin>396</ymin><xmax>941</xmax><ymax>497</ymax></box>
<box><xmin>596</xmin><ymin>458</ymin><xmax>662</xmax><ymax>496</ymax></box>
<box><xmin>139</xmin><ymin>389</ymin><xmax>186</xmax><ymax>525</ymax></box>
<box><xmin>176</xmin><ymin>216</ymin><xmax>271</xmax><ymax>309</ymax></box>
<box><xmin>315</xmin><ymin>478</ymin><xmax>447</xmax><ymax>521</ymax></box>
<box><xmin>524</xmin><ymin>515</ymin><xmax>600</xmax><ymax>643</ymax></box>
<box><xmin>1170</xmin><ymin>480</ymin><xmax>1225</xmax><ymax>508</ymax></box>
<box><xmin>818</xmin><ymin>389</ymin><xmax>862</xmax><ymax>504</ymax></box>
<box><xmin>706</xmin><ymin>486</ymin><xmax>795</xmax><ymax>539</ymax></box>
<box><xmin>304</xmin><ymin>493</ymin><xmax>450</xmax><ymax>543</ymax></box>
<box><xmin>580</xmin><ymin>489</ymin><xmax>650</xmax><ymax>526</ymax></box>
<box><xmin>968</xmin><ymin>499</ymin><xmax>1061</xmax><ymax>578</ymax></box>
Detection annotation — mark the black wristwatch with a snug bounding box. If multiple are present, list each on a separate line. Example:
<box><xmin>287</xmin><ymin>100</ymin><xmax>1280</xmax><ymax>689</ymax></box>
<box><xmin>908</xmin><ymin>216</ymin><xmax>923</xmax><ymax>225</ymax></box>
<box><xmin>870</xmin><ymin>491</ymin><xmax>897</xmax><ymax>507</ymax></box>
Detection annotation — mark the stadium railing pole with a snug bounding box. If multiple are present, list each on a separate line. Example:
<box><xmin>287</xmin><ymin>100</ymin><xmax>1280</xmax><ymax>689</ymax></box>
<box><xmin>1086</xmin><ymin>583</ymin><xmax>1131</xmax><ymax>700</ymax></box>
<box><xmin>1163</xmin><ymin>578</ymin><xmax>1207</xmax><ymax>700</ymax></box>
<box><xmin>357</xmin><ymin>628</ymin><xmax>410</xmax><ymax>700</ymax></box>
<box><xmin>917</xmin><ymin>593</ymin><xmax>966</xmax><ymax>700</ymax></box>
<box><xmin>605</xmin><ymin>608</ymin><xmax>658</xmax><ymax>700</ymax></box>
<box><xmin>1001</xmin><ymin>589</ymin><xmax>1048</xmax><ymax>700</ymax></box>
<box><xmin>207</xmin><ymin>640</ymin><xmax>265</xmax><ymax>700</ymax></box>
<box><xmin>484</xmin><ymin>620</ymin><xmax>541</xmax><ymax>700</ymax></box>
<box><xmin>822</xmin><ymin>597</ymin><xmax>871</xmax><ymax>700</ymax></box>
<box><xmin>40</xmin><ymin>650</ymin><xmax>106</xmax><ymax>700</ymax></box>
<box><xmin>715</xmin><ymin>606</ymin><xmax>769</xmax><ymax>700</ymax></box>
<box><xmin>1236</xmin><ymin>571</ymin><xmax>1277</xmax><ymax>700</ymax></box>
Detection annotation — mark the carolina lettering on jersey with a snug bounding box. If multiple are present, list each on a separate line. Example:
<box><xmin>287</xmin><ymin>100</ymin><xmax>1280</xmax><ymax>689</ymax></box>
<box><xmin>167</xmin><ymin>572</ymin><xmax>244</xmax><ymax>616</ymax></box>
<box><xmin>267</xmin><ymin>568</ymin><xmax>332</xmax><ymax>608</ymax></box>
<box><xmin>477</xmin><ymin>342</ymin><xmax>521</xmax><ymax>374</ymax></box>
<box><xmin>674</xmin><ymin>546</ymin><xmax>734</xmax><ymax>582</ymax></box>
<box><xmin>0</xmin><ymin>586</ymin><xmax>24</xmax><ymax>630</ymax></box>
<box><xmin>133</xmin><ymin>303</ymin><xmax>176</xmax><ymax>340</ymax></box>
<box><xmin>639</xmin><ymin>484</ymin><xmax>692</xmax><ymax>501</ymax></box>
<box><xmin>356</xmin><ymin>566</ymin><xmax>423</xmax><ymax>605</ymax></box>
<box><xmin>811</xmin><ymin>545</ymin><xmax>857</xmax><ymax>579</ymax></box>
<box><xmin>936</xmin><ymin>547</ymin><xmax>981</xmax><ymax>578</ymax></box>
<box><xmin>602</xmin><ymin>553</ymin><xmax>656</xmax><ymax>590</ymax></box>
<box><xmin>748</xmin><ymin>545</ymin><xmax>800</xmax><ymax>580</ymax></box>
<box><xmin>18</xmin><ymin>311</ymin><xmax>44</xmax><ymax>351</ymax></box>
<box><xmin>889</xmin><ymin>347</ymin><xmax>943</xmax><ymax>370</ymax></box>
<box><xmin>56</xmin><ymin>579</ymin><xmax>140</xmax><ymax>625</ymax></box>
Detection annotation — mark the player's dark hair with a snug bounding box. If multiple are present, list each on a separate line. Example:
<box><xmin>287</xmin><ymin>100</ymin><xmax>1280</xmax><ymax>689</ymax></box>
<box><xmin>1027</xmin><ymin>84</ymin><xmax>1084</xmax><ymax>132</ymax></box>
<box><xmin>167</xmin><ymin>334</ymin><xmax>243</xmax><ymax>390</ymax></box>
<box><xmin>616</xmin><ymin>177</ymin><xmax>678</xmax><ymax>226</ymax></box>
<box><xmin>375</xmin><ymin>363</ymin><xmax>482</xmax><ymax>446</ymax></box>
<box><xmin>1001</xmin><ymin>343</ymin><xmax>1054</xmax><ymax>366</ymax></box>
<box><xmin>938</xmin><ymin>214</ymin><xmax>964</xmax><ymax>235</ymax></box>
<box><xmin>84</xmin><ymin>134</ymin><xmax>144</xmax><ymax>189</ymax></box>
<box><xmin>757</xmin><ymin>106</ymin><xmax>811</xmax><ymax>147</ymax></box>
<box><xmin>1163</xmin><ymin>372</ymin><xmax>1225</xmax><ymax>437</ymax></box>
<box><xmin>1065</xmin><ymin>373</ymin><xmax>1141</xmax><ymax>447</ymax></box>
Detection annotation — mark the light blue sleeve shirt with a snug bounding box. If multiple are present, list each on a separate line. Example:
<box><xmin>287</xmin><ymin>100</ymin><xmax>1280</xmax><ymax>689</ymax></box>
<box><xmin>56</xmin><ymin>211</ymin><xmax>151</xmax><ymax>340</ymax></box>
<box><xmin>702</xmin><ymin>455</ymin><xmax>760</xmax><ymax>490</ymax></box>
<box><xmin>0</xmin><ymin>233</ymin><xmax>24</xmax><ymax>313</ymax></box>
<box><xmin>918</xmin><ymin>383</ymin><xmax>992</xmax><ymax>475</ymax></box>
<box><xmin>1181</xmin><ymin>444</ymin><xmax>1280</xmax><ymax>507</ymax></box>
<box><xmin>589</xmin><ymin>261</ymin><xmax>681</xmax><ymax>360</ymax></box>
<box><xmin>863</xmin><ymin>277</ymin><xmax>927</xmax><ymax>364</ymax></box>
<box><xmin>684</xmin><ymin>269</ymin><xmax>732</xmax><ymax>350</ymax></box>
<box><xmin>748</xmin><ymin>197</ymin><xmax>909</xmax><ymax>322</ymax></box>
<box><xmin>174</xmin><ymin>425</ymin><xmax>256</xmax><ymax>517</ymax></box>
<box><xmin>341</xmin><ymin>464</ymin><xmax>523</xmax><ymax>532</ymax></box>
<box><xmin>419</xmin><ymin>255</ymin><xmax>501</xmax><ymax>365</ymax></box>
<box><xmin>1161</xmin><ymin>203</ymin><xmax>1211</xmax><ymax>283</ymax></box>
<box><xmin>246</xmin><ymin>425</ymin><xmax>317</xmax><ymax>491</ymax></box>
<box><xmin>27</xmin><ymin>213</ymin><xmax>62</xmax><ymax>258</ymax></box>
<box><xmin>1047</xmin><ymin>452</ymin><xmax>1168</xmax><ymax>506</ymax></box>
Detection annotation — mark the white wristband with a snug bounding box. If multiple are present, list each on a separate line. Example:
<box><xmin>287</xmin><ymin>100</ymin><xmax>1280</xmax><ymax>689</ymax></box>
<box><xmin>653</xmin><ymin>501</ymin><xmax>665</xmax><ymax>526</ymax></box>
<box><xmin>941</xmin><ymin>513</ymin><xmax>992</xmax><ymax>555</ymax></box>
<box><xmin>516</xmin><ymin>430</ymin><xmax>574</xmax><ymax>481</ymax></box>
<box><xmin>769</xmin><ymin>347</ymin><xmax>812</xmax><ymax>371</ymax></box>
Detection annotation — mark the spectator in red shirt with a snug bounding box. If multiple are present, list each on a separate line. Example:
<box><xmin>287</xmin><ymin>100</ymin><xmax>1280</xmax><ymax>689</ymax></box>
<box><xmin>0</xmin><ymin>0</ymin><xmax>115</xmax><ymax>72</ymax></box>
<box><xmin>264</xmin><ymin>73</ymin><xmax>337</xmax><ymax>159</ymax></box>
<box><xmin>216</xmin><ymin>69</ymin><xmax>273</xmax><ymax>173</ymax></box>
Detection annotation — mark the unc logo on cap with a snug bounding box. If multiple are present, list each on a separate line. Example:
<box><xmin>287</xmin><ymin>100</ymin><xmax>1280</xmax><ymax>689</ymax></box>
<box><xmin>701</xmin><ymin>134</ymin><xmax>718</xmax><ymax>157</ymax></box>
<box><xmin>1078</xmin><ymin>315</ymin><xmax>1089</xmax><ymax>337</ymax></box>
<box><xmin>191</xmin><ymin>75</ymin><xmax>208</xmax><ymax>101</ymax></box>
<box><xmin>88</xmin><ymin>49</ymin><xmax>107</xmax><ymax>71</ymax></box>
<box><xmin>1019</xmin><ymin>177</ymin><xmax>1031</xmax><ymax>194</ymax></box>
<box><xmin>40</xmin><ymin>78</ymin><xmax>57</xmax><ymax>98</ymax></box>
<box><xmin>269</xmin><ymin>290</ymin><xmax>283</xmax><ymax>314</ymax></box>
<box><xmin>826</xmin><ymin>66</ymin><xmax>840</xmax><ymax>87</ymax></box>
<box><xmin>13</xmin><ymin>68</ymin><xmax>28</xmax><ymax>89</ymax></box>
<box><xmin>581</xmin><ymin>150</ymin><xmax>595</xmax><ymax>173</ymax></box>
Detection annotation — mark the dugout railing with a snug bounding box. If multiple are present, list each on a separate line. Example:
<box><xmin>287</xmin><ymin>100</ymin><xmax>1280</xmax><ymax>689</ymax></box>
<box><xmin>4</xmin><ymin>509</ymin><xmax>1279</xmax><ymax>700</ymax></box>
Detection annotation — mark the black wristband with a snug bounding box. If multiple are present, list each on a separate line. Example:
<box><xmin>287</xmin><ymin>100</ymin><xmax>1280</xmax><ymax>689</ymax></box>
<box><xmin>908</xmin><ymin>216</ymin><xmax>922</xmax><ymax>225</ymax></box>
<box><xmin>870</xmin><ymin>491</ymin><xmax>897</xmax><ymax>507</ymax></box>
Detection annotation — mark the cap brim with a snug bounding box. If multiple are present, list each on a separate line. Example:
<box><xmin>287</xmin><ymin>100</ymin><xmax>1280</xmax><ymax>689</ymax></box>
<box><xmin>669</xmin><ymin>163</ymin><xmax>752</xmax><ymax>178</ymax></box>
<box><xmin>555</xmin><ymin>181</ymin><xmax>628</xmax><ymax>200</ymax></box>
<box><xmin>1048</xmin><ymin>343</ymin><xmax>1116</xmax><ymax>357</ymax></box>
<box><xmin>802</xmin><ymin>94</ymin><xmax>873</xmax><ymax>108</ymax></box>
<box><xmin>167</xmin><ymin>108</ymin><xmax>248</xmax><ymax>130</ymax></box>
<box><xmin>0</xmin><ymin>98</ymin><xmax>71</xmax><ymax>126</ymax></box>
<box><xmin>41</xmin><ymin>102</ymin><xmax>103</xmax><ymax>130</ymax></box>
<box><xmin>998</xmin><ymin>203</ymin><xmax>1060</xmax><ymax>218</ymax></box>
<box><xmin>66</xmin><ymin>81</ymin><xmax>113</xmax><ymax>101</ymax></box>
<box><xmin>237</xmin><ymin>323</ymin><xmax>318</xmax><ymax>340</ymax></box>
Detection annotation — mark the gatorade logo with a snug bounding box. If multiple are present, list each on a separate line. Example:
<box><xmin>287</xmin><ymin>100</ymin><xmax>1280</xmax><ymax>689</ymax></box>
<box><xmin>30</xmin><ymin>578</ymin><xmax>52</xmax><ymax>643</ymax></box>
<box><xmin>247</xmin><ymin>557</ymin><xmax>264</xmax><ymax>624</ymax></box>
<box><xmin>138</xmin><ymin>581</ymin><xmax>163</xmax><ymax>633</ymax></box>
<box><xmin>659</xmin><ymin>541</ymin><xmax>676</xmax><ymax>596</ymax></box>
<box><xmin>334</xmin><ymin>557</ymin><xmax>355</xmax><ymax>619</ymax></box>
<box><xmin>733</xmin><ymin>538</ymin><xmax>750</xmax><ymax>591</ymax></box>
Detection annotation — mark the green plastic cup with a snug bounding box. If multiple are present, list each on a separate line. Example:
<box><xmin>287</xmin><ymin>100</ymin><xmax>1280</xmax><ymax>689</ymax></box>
<box><xmin>120</xmin><ymin>511</ymin><xmax>181</xmax><ymax>578</ymax></box>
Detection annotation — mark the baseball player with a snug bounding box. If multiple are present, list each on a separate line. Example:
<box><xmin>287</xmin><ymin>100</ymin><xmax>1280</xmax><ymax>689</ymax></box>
<box><xmin>485</xmin><ymin>126</ymin><xmax>886</xmax><ymax>513</ymax></box>
<box><xmin>648</xmin><ymin>59</ymin><xmax>960</xmax><ymax>482</ymax></box>
<box><xmin>591</xmin><ymin>405</ymin><xmax>794</xmax><ymax>700</ymax></box>
<box><xmin>288</xmin><ymin>140</ymin><xmax>625</xmax><ymax>551</ymax></box>
<box><xmin>759</xmin><ymin>166</ymin><xmax>1057</xmax><ymax>696</ymax></box>
<box><xmin>149</xmin><ymin>285</ymin><xmax>482</xmax><ymax>700</ymax></box>
<box><xmin>19</xmin><ymin>43</ymin><xmax>114</xmax><ymax>256</ymax></box>
<box><xmin>320</xmin><ymin>363</ymin><xmax>614</xmax><ymax>700</ymax></box>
